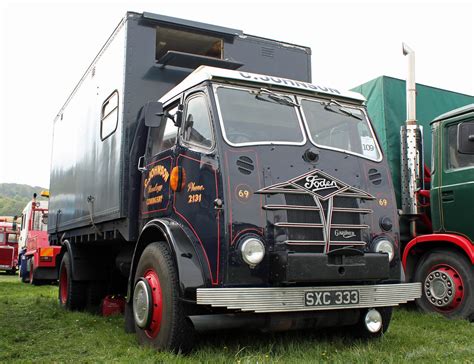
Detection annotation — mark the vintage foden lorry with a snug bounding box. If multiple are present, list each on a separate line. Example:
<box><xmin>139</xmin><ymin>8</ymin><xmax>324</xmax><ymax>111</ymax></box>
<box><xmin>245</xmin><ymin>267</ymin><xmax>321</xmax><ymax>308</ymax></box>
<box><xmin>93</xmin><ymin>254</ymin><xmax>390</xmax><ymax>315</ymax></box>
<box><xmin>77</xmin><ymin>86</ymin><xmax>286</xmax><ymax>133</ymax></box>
<box><xmin>49</xmin><ymin>11</ymin><xmax>420</xmax><ymax>352</ymax></box>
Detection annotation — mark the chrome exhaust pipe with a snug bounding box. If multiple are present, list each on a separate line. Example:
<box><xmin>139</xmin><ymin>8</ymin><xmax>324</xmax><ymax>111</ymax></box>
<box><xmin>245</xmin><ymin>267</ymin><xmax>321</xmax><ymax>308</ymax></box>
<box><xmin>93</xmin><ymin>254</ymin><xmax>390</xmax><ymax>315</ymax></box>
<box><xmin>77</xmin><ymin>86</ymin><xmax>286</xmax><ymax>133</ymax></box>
<box><xmin>402</xmin><ymin>43</ymin><xmax>416</xmax><ymax>125</ymax></box>
<box><xmin>400</xmin><ymin>43</ymin><xmax>424</xmax><ymax>237</ymax></box>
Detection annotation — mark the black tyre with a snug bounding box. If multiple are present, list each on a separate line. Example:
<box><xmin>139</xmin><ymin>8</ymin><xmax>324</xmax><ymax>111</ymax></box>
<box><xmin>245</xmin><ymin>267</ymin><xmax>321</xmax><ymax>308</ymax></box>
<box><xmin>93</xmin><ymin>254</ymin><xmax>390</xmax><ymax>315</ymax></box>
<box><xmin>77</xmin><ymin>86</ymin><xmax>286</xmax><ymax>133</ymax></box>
<box><xmin>21</xmin><ymin>270</ymin><xmax>29</xmax><ymax>283</ymax></box>
<box><xmin>29</xmin><ymin>259</ymin><xmax>42</xmax><ymax>286</ymax></box>
<box><xmin>414</xmin><ymin>249</ymin><xmax>474</xmax><ymax>319</ymax></box>
<box><xmin>133</xmin><ymin>242</ymin><xmax>195</xmax><ymax>353</ymax></box>
<box><xmin>28</xmin><ymin>258</ymin><xmax>36</xmax><ymax>285</ymax></box>
<box><xmin>350</xmin><ymin>307</ymin><xmax>392</xmax><ymax>339</ymax></box>
<box><xmin>58</xmin><ymin>252</ymin><xmax>86</xmax><ymax>310</ymax></box>
<box><xmin>7</xmin><ymin>267</ymin><xmax>17</xmax><ymax>276</ymax></box>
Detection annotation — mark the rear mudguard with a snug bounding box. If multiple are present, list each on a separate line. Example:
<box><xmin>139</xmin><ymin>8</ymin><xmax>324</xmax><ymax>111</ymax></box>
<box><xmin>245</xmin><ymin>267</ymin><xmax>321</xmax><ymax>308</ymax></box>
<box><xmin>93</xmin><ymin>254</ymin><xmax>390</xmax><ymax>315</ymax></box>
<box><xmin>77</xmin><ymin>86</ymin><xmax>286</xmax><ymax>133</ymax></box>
<box><xmin>127</xmin><ymin>218</ymin><xmax>208</xmax><ymax>302</ymax></box>
<box><xmin>61</xmin><ymin>240</ymin><xmax>108</xmax><ymax>281</ymax></box>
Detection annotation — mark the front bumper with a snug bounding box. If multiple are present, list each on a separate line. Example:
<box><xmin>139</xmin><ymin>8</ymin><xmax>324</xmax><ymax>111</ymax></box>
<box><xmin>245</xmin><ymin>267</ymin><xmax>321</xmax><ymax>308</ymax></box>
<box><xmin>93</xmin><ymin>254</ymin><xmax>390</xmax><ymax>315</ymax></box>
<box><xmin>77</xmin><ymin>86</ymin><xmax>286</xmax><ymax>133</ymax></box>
<box><xmin>197</xmin><ymin>283</ymin><xmax>421</xmax><ymax>313</ymax></box>
<box><xmin>271</xmin><ymin>252</ymin><xmax>390</xmax><ymax>283</ymax></box>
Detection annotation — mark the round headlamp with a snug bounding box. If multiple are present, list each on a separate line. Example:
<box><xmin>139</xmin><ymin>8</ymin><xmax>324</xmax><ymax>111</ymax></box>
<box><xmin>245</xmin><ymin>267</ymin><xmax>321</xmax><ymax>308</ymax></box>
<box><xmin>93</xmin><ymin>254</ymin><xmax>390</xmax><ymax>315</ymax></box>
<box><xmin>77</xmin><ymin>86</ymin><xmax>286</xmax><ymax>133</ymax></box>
<box><xmin>240</xmin><ymin>238</ymin><xmax>265</xmax><ymax>267</ymax></box>
<box><xmin>373</xmin><ymin>238</ymin><xmax>394</xmax><ymax>262</ymax></box>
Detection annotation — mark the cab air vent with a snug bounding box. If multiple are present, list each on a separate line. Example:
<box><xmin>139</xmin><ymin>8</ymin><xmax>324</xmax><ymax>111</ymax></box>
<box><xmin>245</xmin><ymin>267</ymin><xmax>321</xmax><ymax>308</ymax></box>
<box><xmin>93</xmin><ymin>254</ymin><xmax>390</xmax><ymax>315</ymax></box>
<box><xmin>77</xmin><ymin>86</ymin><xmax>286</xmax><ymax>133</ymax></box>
<box><xmin>237</xmin><ymin>156</ymin><xmax>254</xmax><ymax>175</ymax></box>
<box><xmin>261</xmin><ymin>47</ymin><xmax>274</xmax><ymax>58</ymax></box>
<box><xmin>368</xmin><ymin>168</ymin><xmax>382</xmax><ymax>185</ymax></box>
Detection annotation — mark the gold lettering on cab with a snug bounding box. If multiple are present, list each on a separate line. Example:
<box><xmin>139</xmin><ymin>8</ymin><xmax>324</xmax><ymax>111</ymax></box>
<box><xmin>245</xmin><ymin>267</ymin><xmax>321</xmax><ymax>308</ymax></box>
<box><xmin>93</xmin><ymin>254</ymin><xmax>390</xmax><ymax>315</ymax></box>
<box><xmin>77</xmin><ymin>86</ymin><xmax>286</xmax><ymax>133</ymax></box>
<box><xmin>144</xmin><ymin>165</ymin><xmax>170</xmax><ymax>188</ymax></box>
<box><xmin>146</xmin><ymin>195</ymin><xmax>163</xmax><ymax>205</ymax></box>
<box><xmin>147</xmin><ymin>184</ymin><xmax>163</xmax><ymax>194</ymax></box>
<box><xmin>144</xmin><ymin>164</ymin><xmax>170</xmax><ymax>207</ymax></box>
<box><xmin>187</xmin><ymin>182</ymin><xmax>205</xmax><ymax>192</ymax></box>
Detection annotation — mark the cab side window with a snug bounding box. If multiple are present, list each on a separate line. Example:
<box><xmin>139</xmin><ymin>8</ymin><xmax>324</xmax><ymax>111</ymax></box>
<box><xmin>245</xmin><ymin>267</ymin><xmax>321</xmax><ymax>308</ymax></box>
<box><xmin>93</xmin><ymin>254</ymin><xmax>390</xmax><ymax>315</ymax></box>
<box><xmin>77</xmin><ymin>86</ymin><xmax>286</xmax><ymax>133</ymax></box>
<box><xmin>446</xmin><ymin>124</ymin><xmax>474</xmax><ymax>170</ymax></box>
<box><xmin>182</xmin><ymin>94</ymin><xmax>213</xmax><ymax>149</ymax></box>
<box><xmin>148</xmin><ymin>105</ymin><xmax>179</xmax><ymax>157</ymax></box>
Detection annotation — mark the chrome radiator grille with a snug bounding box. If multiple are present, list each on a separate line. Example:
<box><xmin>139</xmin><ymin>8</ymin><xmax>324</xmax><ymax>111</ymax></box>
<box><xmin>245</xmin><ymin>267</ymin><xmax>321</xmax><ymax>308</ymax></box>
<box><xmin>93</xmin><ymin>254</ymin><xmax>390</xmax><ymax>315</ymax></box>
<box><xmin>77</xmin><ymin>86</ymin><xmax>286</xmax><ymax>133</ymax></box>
<box><xmin>259</xmin><ymin>170</ymin><xmax>375</xmax><ymax>253</ymax></box>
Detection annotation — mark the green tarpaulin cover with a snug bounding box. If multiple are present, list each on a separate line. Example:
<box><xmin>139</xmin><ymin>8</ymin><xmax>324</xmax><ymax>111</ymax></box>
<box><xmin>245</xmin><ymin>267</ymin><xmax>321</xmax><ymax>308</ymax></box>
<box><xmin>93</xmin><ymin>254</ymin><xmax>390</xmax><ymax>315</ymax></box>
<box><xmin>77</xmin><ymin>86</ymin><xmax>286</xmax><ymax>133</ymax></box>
<box><xmin>352</xmin><ymin>76</ymin><xmax>473</xmax><ymax>207</ymax></box>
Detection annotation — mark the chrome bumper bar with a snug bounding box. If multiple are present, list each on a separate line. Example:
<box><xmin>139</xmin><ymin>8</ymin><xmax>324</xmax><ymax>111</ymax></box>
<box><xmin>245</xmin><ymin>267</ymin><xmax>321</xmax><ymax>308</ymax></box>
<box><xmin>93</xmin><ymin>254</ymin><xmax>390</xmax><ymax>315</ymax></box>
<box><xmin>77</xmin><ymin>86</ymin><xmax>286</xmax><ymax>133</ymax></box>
<box><xmin>197</xmin><ymin>283</ymin><xmax>421</xmax><ymax>313</ymax></box>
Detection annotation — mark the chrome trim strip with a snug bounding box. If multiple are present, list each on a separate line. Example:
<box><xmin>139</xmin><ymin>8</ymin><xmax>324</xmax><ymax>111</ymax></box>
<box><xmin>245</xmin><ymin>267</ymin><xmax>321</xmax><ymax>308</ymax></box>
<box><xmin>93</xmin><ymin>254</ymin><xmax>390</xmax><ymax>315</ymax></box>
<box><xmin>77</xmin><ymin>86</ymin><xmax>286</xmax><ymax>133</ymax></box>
<box><xmin>330</xmin><ymin>224</ymin><xmax>369</xmax><ymax>229</ymax></box>
<box><xmin>274</xmin><ymin>222</ymin><xmax>324</xmax><ymax>228</ymax></box>
<box><xmin>264</xmin><ymin>205</ymin><xmax>372</xmax><ymax>214</ymax></box>
<box><xmin>284</xmin><ymin>240</ymin><xmax>325</xmax><ymax>245</ymax></box>
<box><xmin>329</xmin><ymin>241</ymin><xmax>367</xmax><ymax>246</ymax></box>
<box><xmin>263</xmin><ymin>204</ymin><xmax>321</xmax><ymax>211</ymax></box>
<box><xmin>256</xmin><ymin>189</ymin><xmax>307</xmax><ymax>195</ymax></box>
<box><xmin>333</xmin><ymin>207</ymin><xmax>373</xmax><ymax>214</ymax></box>
<box><xmin>197</xmin><ymin>283</ymin><xmax>422</xmax><ymax>313</ymax></box>
<box><xmin>337</xmin><ymin>192</ymin><xmax>376</xmax><ymax>199</ymax></box>
<box><xmin>283</xmin><ymin>240</ymin><xmax>366</xmax><ymax>246</ymax></box>
<box><xmin>275</xmin><ymin>222</ymin><xmax>368</xmax><ymax>230</ymax></box>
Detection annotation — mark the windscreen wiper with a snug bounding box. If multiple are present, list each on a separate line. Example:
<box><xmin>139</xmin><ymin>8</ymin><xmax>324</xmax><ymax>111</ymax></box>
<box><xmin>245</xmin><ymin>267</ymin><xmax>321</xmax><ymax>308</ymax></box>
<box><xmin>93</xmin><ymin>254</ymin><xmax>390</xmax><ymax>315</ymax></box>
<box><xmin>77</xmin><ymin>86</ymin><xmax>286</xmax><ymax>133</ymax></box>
<box><xmin>323</xmin><ymin>99</ymin><xmax>363</xmax><ymax>120</ymax></box>
<box><xmin>253</xmin><ymin>88</ymin><xmax>299</xmax><ymax>107</ymax></box>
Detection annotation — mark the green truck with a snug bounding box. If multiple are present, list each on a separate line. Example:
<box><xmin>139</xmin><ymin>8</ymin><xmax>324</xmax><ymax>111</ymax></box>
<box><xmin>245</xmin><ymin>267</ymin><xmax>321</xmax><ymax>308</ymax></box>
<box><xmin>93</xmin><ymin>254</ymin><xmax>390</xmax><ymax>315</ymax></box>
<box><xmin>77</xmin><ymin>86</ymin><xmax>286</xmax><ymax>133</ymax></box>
<box><xmin>353</xmin><ymin>73</ymin><xmax>474</xmax><ymax>319</ymax></box>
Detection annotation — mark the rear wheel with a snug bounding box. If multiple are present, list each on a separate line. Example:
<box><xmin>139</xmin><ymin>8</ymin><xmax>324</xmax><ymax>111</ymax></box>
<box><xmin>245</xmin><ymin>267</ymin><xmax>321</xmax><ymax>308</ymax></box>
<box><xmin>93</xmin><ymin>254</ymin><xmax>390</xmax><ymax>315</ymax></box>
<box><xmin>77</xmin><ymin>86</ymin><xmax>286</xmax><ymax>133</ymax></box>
<box><xmin>58</xmin><ymin>252</ymin><xmax>86</xmax><ymax>310</ymax></box>
<box><xmin>133</xmin><ymin>242</ymin><xmax>194</xmax><ymax>353</ymax></box>
<box><xmin>29</xmin><ymin>259</ymin><xmax>38</xmax><ymax>285</ymax></box>
<box><xmin>414</xmin><ymin>249</ymin><xmax>474</xmax><ymax>319</ymax></box>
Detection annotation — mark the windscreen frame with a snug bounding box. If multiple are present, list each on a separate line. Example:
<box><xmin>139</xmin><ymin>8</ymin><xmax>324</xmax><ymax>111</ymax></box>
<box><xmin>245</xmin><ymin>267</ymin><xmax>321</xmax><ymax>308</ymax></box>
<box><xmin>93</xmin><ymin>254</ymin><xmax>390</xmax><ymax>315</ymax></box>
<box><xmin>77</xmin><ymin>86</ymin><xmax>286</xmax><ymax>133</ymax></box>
<box><xmin>298</xmin><ymin>96</ymin><xmax>383</xmax><ymax>162</ymax></box>
<box><xmin>212</xmin><ymin>83</ymin><xmax>307</xmax><ymax>147</ymax></box>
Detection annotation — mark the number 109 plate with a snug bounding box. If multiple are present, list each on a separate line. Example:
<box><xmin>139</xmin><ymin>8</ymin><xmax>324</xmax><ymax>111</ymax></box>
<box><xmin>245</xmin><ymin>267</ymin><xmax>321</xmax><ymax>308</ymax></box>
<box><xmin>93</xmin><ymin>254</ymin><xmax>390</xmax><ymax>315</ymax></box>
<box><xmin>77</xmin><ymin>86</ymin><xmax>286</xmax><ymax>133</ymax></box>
<box><xmin>304</xmin><ymin>289</ymin><xmax>359</xmax><ymax>306</ymax></box>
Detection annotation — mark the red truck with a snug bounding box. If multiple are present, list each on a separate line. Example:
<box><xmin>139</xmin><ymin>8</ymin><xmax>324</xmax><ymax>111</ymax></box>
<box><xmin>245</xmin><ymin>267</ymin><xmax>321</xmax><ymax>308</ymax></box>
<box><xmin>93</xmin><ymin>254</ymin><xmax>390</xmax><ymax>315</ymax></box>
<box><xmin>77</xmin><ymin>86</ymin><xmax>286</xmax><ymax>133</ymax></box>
<box><xmin>0</xmin><ymin>218</ymin><xmax>19</xmax><ymax>274</ymax></box>
<box><xmin>18</xmin><ymin>193</ymin><xmax>61</xmax><ymax>284</ymax></box>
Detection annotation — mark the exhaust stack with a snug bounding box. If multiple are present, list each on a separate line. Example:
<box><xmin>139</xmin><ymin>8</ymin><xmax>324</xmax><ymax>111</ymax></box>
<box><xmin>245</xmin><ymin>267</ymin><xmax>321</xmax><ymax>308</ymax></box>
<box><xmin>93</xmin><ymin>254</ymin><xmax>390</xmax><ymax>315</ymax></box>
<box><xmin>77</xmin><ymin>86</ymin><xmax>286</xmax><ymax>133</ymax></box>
<box><xmin>403</xmin><ymin>43</ymin><xmax>416</xmax><ymax>124</ymax></box>
<box><xmin>400</xmin><ymin>43</ymin><xmax>424</xmax><ymax>237</ymax></box>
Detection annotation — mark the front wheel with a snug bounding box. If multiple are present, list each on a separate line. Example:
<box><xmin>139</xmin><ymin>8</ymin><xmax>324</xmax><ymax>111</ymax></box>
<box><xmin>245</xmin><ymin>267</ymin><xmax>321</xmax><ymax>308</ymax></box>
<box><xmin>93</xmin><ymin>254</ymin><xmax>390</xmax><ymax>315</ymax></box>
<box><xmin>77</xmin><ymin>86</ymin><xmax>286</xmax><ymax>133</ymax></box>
<box><xmin>58</xmin><ymin>252</ymin><xmax>86</xmax><ymax>310</ymax></box>
<box><xmin>414</xmin><ymin>249</ymin><xmax>474</xmax><ymax>320</ymax></box>
<box><xmin>133</xmin><ymin>242</ymin><xmax>194</xmax><ymax>353</ymax></box>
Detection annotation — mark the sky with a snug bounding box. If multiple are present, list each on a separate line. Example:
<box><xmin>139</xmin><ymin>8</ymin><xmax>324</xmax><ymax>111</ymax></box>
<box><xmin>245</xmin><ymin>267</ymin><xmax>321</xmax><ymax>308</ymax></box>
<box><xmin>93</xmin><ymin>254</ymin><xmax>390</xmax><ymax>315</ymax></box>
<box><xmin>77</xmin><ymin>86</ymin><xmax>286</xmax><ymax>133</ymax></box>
<box><xmin>0</xmin><ymin>0</ymin><xmax>472</xmax><ymax>188</ymax></box>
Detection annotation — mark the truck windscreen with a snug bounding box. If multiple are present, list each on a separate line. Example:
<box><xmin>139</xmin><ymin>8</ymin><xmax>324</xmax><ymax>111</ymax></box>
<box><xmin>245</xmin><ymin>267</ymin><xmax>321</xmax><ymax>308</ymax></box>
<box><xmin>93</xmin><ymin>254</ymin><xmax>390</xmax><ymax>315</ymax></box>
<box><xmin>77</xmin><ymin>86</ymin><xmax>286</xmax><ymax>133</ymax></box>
<box><xmin>215</xmin><ymin>86</ymin><xmax>305</xmax><ymax>146</ymax></box>
<box><xmin>300</xmin><ymin>98</ymin><xmax>381</xmax><ymax>161</ymax></box>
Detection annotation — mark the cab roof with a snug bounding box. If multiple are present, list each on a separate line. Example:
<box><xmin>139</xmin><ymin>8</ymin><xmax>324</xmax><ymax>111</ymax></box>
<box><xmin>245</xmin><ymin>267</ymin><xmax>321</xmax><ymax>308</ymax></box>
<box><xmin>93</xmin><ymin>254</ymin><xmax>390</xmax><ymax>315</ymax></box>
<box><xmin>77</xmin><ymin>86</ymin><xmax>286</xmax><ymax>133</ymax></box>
<box><xmin>159</xmin><ymin>66</ymin><xmax>366</xmax><ymax>104</ymax></box>
<box><xmin>431</xmin><ymin>103</ymin><xmax>474</xmax><ymax>125</ymax></box>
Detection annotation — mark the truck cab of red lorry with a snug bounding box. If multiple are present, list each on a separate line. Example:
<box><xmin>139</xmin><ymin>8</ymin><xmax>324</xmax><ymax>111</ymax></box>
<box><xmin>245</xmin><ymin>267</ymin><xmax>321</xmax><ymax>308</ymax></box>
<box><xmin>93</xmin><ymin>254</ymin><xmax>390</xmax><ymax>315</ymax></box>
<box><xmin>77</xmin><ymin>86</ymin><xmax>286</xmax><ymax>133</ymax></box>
<box><xmin>0</xmin><ymin>218</ymin><xmax>19</xmax><ymax>275</ymax></box>
<box><xmin>18</xmin><ymin>193</ymin><xmax>61</xmax><ymax>284</ymax></box>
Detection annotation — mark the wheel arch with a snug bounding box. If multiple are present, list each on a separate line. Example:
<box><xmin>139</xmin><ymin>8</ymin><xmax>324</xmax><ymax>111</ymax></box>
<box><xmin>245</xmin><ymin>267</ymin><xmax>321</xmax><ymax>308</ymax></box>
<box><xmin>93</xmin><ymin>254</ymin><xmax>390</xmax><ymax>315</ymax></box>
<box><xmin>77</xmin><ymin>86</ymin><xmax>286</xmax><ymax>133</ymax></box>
<box><xmin>58</xmin><ymin>240</ymin><xmax>108</xmax><ymax>281</ymax></box>
<box><xmin>127</xmin><ymin>218</ymin><xmax>208</xmax><ymax>302</ymax></box>
<box><xmin>403</xmin><ymin>233</ymin><xmax>474</xmax><ymax>281</ymax></box>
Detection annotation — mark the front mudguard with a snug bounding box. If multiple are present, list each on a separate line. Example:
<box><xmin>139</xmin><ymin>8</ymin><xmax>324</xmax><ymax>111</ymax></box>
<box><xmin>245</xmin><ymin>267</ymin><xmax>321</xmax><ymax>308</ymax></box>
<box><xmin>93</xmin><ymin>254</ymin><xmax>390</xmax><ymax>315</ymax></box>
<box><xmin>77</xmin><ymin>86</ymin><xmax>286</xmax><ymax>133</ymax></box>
<box><xmin>127</xmin><ymin>218</ymin><xmax>209</xmax><ymax>302</ymax></box>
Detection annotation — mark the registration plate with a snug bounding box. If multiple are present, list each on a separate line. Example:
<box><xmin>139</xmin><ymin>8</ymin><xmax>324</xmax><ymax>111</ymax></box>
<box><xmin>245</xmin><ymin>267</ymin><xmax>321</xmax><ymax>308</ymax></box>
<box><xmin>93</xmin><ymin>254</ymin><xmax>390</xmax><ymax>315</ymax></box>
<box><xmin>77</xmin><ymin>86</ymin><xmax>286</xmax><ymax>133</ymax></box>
<box><xmin>304</xmin><ymin>289</ymin><xmax>359</xmax><ymax>306</ymax></box>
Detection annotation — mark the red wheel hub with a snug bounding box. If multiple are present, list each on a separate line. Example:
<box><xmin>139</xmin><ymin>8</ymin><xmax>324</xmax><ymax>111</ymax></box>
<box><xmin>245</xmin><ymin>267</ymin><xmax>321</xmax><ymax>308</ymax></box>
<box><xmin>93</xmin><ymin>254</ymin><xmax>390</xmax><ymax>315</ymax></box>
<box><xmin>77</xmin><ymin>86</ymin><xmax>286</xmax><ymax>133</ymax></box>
<box><xmin>424</xmin><ymin>264</ymin><xmax>464</xmax><ymax>312</ymax></box>
<box><xmin>60</xmin><ymin>265</ymin><xmax>68</xmax><ymax>305</ymax></box>
<box><xmin>144</xmin><ymin>269</ymin><xmax>163</xmax><ymax>339</ymax></box>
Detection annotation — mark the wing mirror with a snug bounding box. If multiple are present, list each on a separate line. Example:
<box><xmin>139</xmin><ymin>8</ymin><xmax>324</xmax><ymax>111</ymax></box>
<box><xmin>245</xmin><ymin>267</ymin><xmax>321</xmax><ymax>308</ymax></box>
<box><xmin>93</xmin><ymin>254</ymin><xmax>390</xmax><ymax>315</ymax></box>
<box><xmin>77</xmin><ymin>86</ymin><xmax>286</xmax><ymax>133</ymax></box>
<box><xmin>143</xmin><ymin>101</ymin><xmax>164</xmax><ymax>128</ymax></box>
<box><xmin>458</xmin><ymin>121</ymin><xmax>474</xmax><ymax>154</ymax></box>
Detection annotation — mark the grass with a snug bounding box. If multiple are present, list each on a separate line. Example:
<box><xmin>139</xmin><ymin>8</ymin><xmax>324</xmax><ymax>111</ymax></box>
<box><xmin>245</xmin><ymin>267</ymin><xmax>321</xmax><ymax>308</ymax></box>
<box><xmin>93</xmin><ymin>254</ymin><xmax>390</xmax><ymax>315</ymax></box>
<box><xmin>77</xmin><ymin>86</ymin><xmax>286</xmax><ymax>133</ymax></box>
<box><xmin>0</xmin><ymin>274</ymin><xmax>472</xmax><ymax>363</ymax></box>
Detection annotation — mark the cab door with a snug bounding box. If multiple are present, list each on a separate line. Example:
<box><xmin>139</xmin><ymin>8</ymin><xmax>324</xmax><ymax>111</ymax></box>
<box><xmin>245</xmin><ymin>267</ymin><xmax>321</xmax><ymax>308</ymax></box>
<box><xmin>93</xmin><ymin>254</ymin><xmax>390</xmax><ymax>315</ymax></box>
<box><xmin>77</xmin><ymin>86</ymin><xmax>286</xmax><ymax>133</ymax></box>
<box><xmin>173</xmin><ymin>91</ymin><xmax>222</xmax><ymax>286</ymax></box>
<box><xmin>141</xmin><ymin>103</ymin><xmax>179</xmax><ymax>219</ymax></box>
<box><xmin>439</xmin><ymin>120</ymin><xmax>474</xmax><ymax>239</ymax></box>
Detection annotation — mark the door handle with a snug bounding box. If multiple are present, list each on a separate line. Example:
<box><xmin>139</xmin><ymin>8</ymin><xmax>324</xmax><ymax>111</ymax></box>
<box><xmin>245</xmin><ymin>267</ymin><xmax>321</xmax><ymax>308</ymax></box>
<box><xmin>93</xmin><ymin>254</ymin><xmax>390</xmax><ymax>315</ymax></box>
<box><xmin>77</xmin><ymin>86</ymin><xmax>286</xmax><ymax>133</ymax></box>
<box><xmin>137</xmin><ymin>156</ymin><xmax>147</xmax><ymax>173</ymax></box>
<box><xmin>441</xmin><ymin>190</ymin><xmax>454</xmax><ymax>203</ymax></box>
